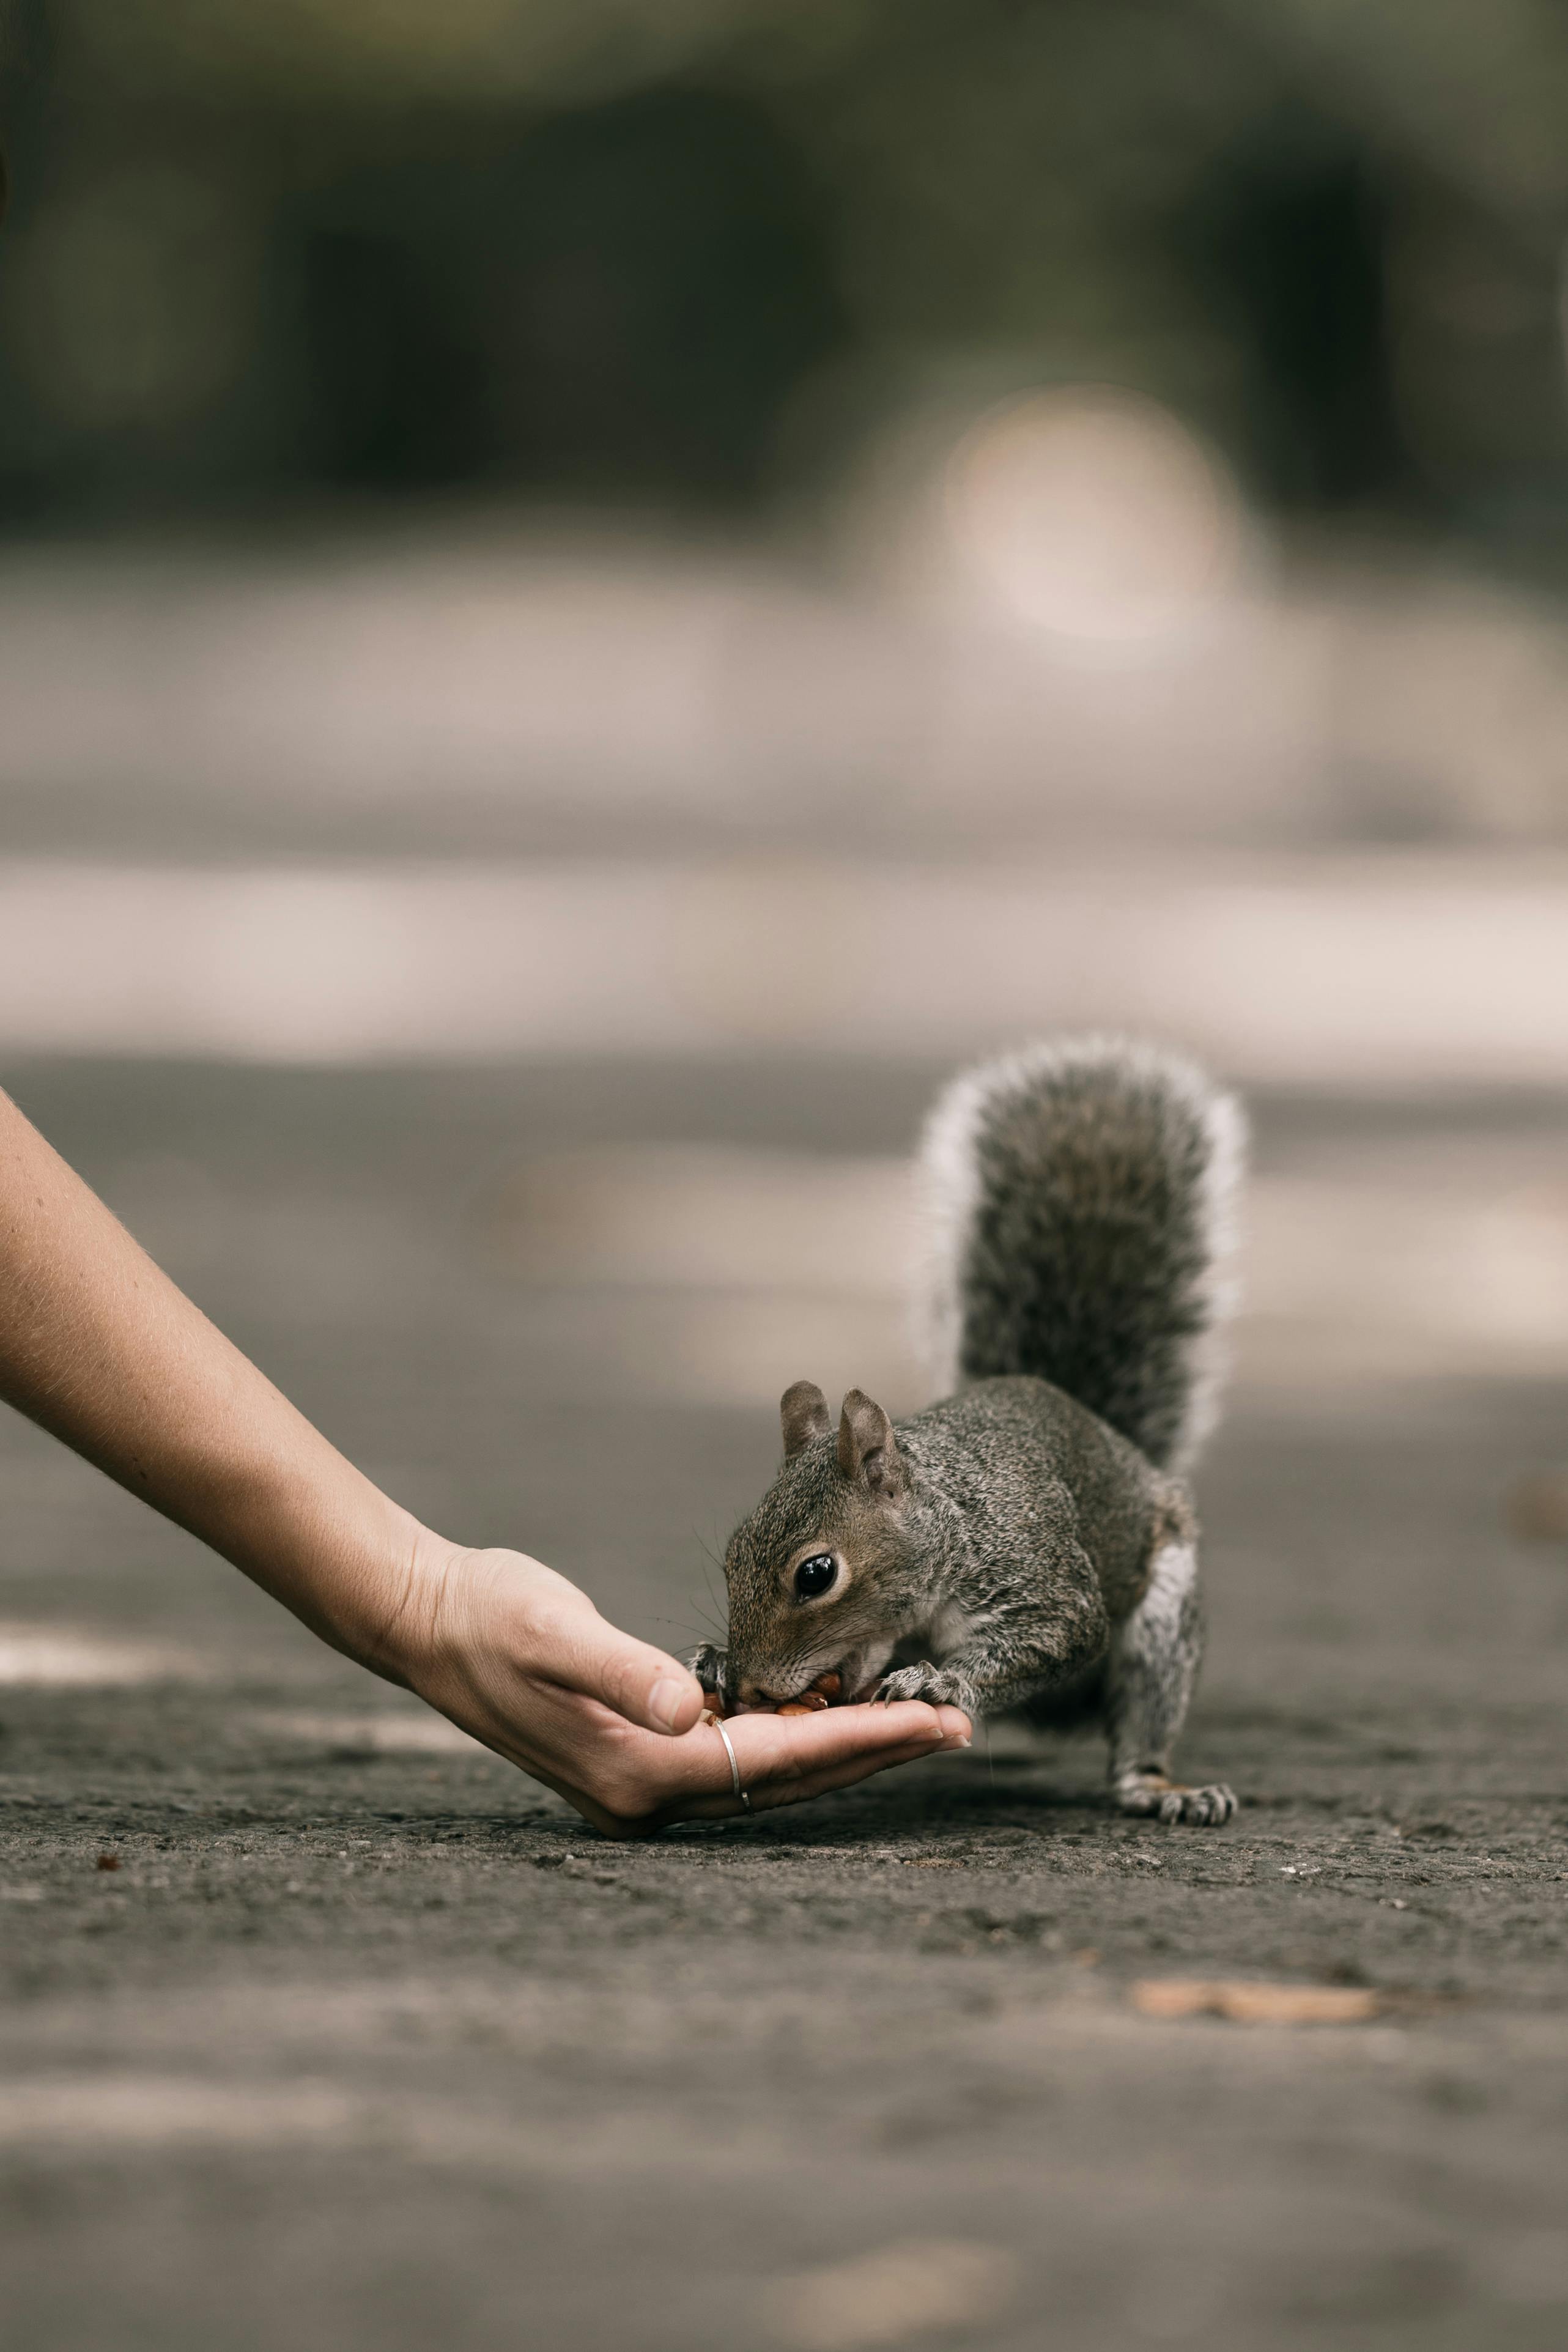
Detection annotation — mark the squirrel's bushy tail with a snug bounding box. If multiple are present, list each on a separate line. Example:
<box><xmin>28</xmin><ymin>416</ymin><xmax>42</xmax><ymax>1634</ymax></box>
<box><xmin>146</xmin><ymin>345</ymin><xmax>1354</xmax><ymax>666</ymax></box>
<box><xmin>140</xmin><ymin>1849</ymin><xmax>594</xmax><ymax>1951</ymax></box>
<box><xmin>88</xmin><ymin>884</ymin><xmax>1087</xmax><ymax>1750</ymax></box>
<box><xmin>918</xmin><ymin>1037</ymin><xmax>1246</xmax><ymax>1473</ymax></box>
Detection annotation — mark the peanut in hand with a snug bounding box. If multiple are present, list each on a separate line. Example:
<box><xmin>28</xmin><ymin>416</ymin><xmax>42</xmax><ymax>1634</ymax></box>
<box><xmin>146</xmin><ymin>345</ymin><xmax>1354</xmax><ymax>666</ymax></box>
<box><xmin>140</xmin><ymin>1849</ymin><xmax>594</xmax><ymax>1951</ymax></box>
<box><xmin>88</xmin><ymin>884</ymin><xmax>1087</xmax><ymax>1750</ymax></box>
<box><xmin>703</xmin><ymin>1669</ymin><xmax>843</xmax><ymax>1720</ymax></box>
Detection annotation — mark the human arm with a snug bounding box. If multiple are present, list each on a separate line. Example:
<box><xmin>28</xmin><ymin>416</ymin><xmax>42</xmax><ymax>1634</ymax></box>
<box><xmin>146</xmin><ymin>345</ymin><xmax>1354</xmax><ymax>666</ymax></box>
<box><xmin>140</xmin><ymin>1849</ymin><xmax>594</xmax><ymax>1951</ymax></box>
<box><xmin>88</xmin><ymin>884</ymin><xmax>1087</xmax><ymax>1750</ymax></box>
<box><xmin>0</xmin><ymin>1087</ymin><xmax>967</xmax><ymax>1834</ymax></box>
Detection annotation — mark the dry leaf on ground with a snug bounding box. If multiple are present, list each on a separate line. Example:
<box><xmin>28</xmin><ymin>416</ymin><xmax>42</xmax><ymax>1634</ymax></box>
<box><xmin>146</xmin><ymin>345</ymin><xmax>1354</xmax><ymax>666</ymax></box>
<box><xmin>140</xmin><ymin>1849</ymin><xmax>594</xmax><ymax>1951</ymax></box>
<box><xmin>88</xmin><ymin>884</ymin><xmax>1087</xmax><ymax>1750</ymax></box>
<box><xmin>1131</xmin><ymin>1979</ymin><xmax>1381</xmax><ymax>2024</ymax></box>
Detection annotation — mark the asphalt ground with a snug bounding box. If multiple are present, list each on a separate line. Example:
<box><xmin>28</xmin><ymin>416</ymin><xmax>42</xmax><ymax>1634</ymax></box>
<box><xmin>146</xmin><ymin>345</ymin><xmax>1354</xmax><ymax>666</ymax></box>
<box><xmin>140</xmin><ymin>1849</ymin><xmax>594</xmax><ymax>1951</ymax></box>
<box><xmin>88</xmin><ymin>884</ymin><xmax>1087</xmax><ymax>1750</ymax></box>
<box><xmin>2</xmin><ymin>1059</ymin><xmax>1567</xmax><ymax>2352</ymax></box>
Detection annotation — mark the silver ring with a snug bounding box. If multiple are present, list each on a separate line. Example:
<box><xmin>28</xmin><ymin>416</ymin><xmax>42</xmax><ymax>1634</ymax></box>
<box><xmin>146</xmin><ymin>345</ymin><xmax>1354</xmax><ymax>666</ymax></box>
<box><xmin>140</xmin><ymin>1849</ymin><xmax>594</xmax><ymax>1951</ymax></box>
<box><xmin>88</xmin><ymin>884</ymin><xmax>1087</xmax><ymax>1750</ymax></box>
<box><xmin>714</xmin><ymin>1717</ymin><xmax>751</xmax><ymax>1813</ymax></box>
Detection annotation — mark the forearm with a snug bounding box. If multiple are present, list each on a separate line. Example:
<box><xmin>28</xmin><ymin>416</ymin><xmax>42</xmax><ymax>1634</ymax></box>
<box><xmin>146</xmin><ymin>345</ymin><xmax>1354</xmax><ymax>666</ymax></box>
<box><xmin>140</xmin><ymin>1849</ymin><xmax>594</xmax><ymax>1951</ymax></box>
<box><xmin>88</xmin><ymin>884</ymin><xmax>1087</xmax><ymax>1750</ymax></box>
<box><xmin>0</xmin><ymin>1087</ymin><xmax>429</xmax><ymax>1676</ymax></box>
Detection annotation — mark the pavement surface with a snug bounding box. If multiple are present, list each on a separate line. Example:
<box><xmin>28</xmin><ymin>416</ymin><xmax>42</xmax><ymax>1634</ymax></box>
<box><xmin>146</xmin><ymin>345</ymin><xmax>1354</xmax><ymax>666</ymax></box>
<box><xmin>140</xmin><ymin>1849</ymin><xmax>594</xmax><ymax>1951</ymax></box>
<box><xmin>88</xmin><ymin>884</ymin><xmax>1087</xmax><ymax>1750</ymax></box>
<box><xmin>3</xmin><ymin>1058</ymin><xmax>1568</xmax><ymax>2352</ymax></box>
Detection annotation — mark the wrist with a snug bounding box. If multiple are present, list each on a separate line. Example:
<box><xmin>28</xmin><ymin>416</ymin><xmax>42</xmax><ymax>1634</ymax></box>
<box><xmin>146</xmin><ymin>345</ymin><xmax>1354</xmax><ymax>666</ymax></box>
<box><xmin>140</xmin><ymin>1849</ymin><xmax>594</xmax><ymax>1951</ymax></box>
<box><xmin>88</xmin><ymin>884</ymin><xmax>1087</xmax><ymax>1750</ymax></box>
<box><xmin>211</xmin><ymin>1449</ymin><xmax>462</xmax><ymax>1692</ymax></box>
<box><xmin>325</xmin><ymin>1512</ymin><xmax>466</xmax><ymax>1691</ymax></box>
<box><xmin>377</xmin><ymin>1525</ymin><xmax>474</xmax><ymax>1691</ymax></box>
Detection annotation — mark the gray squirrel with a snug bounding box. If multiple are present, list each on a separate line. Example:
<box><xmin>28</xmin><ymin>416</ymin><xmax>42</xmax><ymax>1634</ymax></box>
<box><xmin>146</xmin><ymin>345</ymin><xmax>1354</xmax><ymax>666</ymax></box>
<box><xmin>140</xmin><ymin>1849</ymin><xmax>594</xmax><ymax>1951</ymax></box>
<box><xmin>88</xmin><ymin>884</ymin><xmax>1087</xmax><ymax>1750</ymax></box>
<box><xmin>690</xmin><ymin>1035</ymin><xmax>1246</xmax><ymax>1825</ymax></box>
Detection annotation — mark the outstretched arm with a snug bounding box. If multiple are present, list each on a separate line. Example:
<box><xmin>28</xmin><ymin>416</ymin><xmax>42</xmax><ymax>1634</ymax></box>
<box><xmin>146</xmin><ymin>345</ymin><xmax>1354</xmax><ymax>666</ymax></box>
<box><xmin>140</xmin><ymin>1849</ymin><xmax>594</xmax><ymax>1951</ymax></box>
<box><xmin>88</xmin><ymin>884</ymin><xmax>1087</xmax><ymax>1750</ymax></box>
<box><xmin>0</xmin><ymin>1087</ymin><xmax>969</xmax><ymax>1835</ymax></box>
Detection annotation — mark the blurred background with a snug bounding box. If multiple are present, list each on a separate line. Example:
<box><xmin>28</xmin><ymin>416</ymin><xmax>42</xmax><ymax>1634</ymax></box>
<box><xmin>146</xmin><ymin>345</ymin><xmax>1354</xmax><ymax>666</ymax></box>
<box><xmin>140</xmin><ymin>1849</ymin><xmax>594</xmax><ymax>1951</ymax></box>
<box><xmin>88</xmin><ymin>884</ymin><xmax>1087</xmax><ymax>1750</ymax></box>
<box><xmin>7</xmin><ymin>10</ymin><xmax>1568</xmax><ymax>2352</ymax></box>
<box><xmin>2</xmin><ymin>0</ymin><xmax>1568</xmax><ymax>1679</ymax></box>
<box><xmin>3</xmin><ymin>0</ymin><xmax>1568</xmax><ymax>1426</ymax></box>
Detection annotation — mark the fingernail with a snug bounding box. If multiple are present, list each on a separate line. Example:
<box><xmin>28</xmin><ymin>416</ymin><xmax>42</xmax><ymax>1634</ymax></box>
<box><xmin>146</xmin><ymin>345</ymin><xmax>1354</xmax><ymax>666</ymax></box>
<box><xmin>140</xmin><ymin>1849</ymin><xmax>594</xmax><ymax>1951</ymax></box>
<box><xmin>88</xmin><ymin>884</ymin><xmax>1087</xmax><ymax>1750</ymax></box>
<box><xmin>939</xmin><ymin>1734</ymin><xmax>972</xmax><ymax>1750</ymax></box>
<box><xmin>649</xmin><ymin>1677</ymin><xmax>689</xmax><ymax>1732</ymax></box>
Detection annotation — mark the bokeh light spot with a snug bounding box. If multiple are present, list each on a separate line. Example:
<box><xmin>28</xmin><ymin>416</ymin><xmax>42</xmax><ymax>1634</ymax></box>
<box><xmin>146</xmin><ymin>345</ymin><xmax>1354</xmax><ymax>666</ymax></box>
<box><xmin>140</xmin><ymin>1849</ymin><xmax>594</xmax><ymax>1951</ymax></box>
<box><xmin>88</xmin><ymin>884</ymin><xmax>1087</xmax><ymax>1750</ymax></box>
<box><xmin>944</xmin><ymin>385</ymin><xmax>1246</xmax><ymax>644</ymax></box>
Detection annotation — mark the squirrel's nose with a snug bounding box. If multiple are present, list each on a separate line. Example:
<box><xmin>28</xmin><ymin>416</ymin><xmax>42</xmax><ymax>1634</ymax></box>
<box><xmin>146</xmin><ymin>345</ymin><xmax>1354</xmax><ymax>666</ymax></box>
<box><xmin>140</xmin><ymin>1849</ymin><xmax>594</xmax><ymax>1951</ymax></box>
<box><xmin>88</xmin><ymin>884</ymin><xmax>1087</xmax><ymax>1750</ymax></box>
<box><xmin>736</xmin><ymin>1679</ymin><xmax>778</xmax><ymax>1709</ymax></box>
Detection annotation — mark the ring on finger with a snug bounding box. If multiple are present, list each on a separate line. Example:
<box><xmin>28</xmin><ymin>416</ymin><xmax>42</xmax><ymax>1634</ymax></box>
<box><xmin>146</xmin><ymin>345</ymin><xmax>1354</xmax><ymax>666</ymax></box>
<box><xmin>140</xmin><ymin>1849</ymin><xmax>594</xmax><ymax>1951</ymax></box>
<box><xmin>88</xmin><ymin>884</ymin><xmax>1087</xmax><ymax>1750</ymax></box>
<box><xmin>714</xmin><ymin>1718</ymin><xmax>751</xmax><ymax>1813</ymax></box>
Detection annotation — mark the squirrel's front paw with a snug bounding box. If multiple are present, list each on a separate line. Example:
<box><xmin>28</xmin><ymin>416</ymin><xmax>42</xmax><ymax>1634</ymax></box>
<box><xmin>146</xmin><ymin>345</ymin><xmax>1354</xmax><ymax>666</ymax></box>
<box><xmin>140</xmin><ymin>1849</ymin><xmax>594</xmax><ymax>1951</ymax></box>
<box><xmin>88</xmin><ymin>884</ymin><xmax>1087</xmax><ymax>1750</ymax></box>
<box><xmin>876</xmin><ymin>1662</ymin><xmax>980</xmax><ymax>1716</ymax></box>
<box><xmin>688</xmin><ymin>1643</ymin><xmax>728</xmax><ymax>1703</ymax></box>
<box><xmin>1115</xmin><ymin>1771</ymin><xmax>1237</xmax><ymax>1827</ymax></box>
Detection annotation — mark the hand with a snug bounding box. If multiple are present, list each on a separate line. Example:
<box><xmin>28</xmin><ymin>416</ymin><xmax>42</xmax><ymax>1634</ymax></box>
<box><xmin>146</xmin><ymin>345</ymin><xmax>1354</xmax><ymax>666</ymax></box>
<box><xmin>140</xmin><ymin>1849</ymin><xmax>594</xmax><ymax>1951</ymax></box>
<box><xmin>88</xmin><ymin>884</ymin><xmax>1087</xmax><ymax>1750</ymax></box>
<box><xmin>392</xmin><ymin>1542</ymin><xmax>972</xmax><ymax>1840</ymax></box>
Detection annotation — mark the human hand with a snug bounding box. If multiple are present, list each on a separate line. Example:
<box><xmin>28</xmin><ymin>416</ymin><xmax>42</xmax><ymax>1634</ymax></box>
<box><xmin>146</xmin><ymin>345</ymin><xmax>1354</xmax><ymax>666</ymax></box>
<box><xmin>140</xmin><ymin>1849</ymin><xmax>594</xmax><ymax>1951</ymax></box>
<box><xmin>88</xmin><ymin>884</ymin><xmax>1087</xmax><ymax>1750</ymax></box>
<box><xmin>391</xmin><ymin>1542</ymin><xmax>972</xmax><ymax>1840</ymax></box>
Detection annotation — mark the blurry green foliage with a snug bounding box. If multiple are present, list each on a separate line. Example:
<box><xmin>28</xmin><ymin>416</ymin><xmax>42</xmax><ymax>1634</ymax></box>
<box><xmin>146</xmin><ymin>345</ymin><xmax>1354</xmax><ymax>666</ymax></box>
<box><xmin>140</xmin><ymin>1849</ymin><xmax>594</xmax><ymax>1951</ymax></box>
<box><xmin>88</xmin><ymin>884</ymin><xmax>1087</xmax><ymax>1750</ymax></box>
<box><xmin>2</xmin><ymin>0</ymin><xmax>1565</xmax><ymax>520</ymax></box>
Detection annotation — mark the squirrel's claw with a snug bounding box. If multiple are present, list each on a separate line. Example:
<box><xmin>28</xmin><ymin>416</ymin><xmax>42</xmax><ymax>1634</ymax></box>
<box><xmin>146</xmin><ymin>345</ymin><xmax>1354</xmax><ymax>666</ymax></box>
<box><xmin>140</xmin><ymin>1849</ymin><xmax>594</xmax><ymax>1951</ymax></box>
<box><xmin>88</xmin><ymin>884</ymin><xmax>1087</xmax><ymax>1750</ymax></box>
<box><xmin>1176</xmin><ymin>1783</ymin><xmax>1238</xmax><ymax>1825</ymax></box>
<box><xmin>688</xmin><ymin>1642</ymin><xmax>728</xmax><ymax>1704</ymax></box>
<box><xmin>875</xmin><ymin>1662</ymin><xmax>980</xmax><ymax>1718</ymax></box>
<box><xmin>1117</xmin><ymin>1771</ymin><xmax>1237</xmax><ymax>1827</ymax></box>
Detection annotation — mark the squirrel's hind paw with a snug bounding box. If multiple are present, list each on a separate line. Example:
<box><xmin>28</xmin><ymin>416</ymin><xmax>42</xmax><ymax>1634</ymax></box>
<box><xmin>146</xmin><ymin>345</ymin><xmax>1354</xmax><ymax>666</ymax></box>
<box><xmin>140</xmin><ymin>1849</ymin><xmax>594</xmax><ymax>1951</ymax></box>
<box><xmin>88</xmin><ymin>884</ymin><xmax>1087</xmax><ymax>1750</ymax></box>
<box><xmin>1116</xmin><ymin>1772</ymin><xmax>1237</xmax><ymax>1827</ymax></box>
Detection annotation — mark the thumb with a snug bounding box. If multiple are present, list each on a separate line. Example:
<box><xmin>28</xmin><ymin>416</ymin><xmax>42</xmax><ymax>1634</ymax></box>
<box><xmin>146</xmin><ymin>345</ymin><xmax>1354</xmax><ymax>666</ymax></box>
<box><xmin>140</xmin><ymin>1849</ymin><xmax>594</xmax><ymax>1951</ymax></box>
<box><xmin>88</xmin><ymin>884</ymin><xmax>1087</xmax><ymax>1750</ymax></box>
<box><xmin>545</xmin><ymin>1600</ymin><xmax>705</xmax><ymax>1736</ymax></box>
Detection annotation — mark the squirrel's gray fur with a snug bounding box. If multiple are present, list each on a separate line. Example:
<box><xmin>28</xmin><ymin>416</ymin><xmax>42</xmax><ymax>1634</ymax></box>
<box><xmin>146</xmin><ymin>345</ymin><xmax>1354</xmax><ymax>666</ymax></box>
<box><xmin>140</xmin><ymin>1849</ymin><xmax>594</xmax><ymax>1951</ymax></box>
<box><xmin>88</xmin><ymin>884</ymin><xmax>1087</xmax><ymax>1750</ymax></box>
<box><xmin>693</xmin><ymin>1035</ymin><xmax>1246</xmax><ymax>1825</ymax></box>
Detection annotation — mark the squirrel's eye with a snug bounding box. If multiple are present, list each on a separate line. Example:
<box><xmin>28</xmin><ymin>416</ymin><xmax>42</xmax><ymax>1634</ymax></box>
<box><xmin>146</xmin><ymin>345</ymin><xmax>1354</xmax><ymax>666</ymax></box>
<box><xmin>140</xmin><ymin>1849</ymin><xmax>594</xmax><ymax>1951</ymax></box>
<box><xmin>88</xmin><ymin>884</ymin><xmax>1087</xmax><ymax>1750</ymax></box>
<box><xmin>793</xmin><ymin>1553</ymin><xmax>837</xmax><ymax>1601</ymax></box>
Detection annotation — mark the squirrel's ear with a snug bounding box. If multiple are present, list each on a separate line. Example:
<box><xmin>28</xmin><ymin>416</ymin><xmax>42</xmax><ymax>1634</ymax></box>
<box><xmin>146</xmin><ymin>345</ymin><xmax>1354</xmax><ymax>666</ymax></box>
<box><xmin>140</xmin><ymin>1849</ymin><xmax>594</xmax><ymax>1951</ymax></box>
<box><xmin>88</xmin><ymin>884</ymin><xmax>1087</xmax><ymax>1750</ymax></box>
<box><xmin>837</xmin><ymin>1389</ymin><xmax>905</xmax><ymax>1500</ymax></box>
<box><xmin>781</xmin><ymin>1380</ymin><xmax>832</xmax><ymax>1460</ymax></box>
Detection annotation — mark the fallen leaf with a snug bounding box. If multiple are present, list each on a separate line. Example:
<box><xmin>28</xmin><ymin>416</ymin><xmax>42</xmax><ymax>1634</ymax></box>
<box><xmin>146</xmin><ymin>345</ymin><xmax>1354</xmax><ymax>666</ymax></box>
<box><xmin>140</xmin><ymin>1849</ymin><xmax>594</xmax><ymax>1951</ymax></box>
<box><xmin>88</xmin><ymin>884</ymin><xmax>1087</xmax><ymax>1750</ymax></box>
<box><xmin>1131</xmin><ymin>1978</ymin><xmax>1381</xmax><ymax>2024</ymax></box>
<box><xmin>95</xmin><ymin>1854</ymin><xmax>121</xmax><ymax>1873</ymax></box>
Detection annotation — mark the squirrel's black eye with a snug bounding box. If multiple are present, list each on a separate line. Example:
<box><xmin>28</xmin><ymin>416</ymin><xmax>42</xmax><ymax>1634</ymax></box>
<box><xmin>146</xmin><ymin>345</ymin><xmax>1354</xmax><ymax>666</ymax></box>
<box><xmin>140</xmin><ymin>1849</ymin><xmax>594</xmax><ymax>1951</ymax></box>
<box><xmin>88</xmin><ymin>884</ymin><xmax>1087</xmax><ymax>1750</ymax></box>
<box><xmin>793</xmin><ymin>1553</ymin><xmax>837</xmax><ymax>1601</ymax></box>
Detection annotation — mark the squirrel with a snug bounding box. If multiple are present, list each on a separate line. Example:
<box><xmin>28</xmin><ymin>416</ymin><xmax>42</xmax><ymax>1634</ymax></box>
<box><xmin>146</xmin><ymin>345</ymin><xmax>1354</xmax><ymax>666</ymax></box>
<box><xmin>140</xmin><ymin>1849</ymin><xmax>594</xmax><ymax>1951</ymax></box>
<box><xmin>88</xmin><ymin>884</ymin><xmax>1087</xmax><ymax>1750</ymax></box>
<box><xmin>690</xmin><ymin>1035</ymin><xmax>1246</xmax><ymax>1825</ymax></box>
